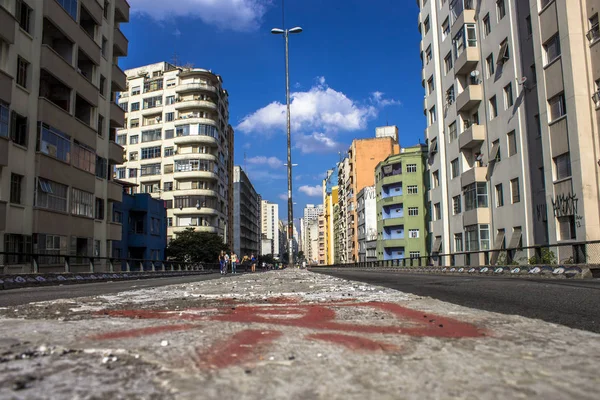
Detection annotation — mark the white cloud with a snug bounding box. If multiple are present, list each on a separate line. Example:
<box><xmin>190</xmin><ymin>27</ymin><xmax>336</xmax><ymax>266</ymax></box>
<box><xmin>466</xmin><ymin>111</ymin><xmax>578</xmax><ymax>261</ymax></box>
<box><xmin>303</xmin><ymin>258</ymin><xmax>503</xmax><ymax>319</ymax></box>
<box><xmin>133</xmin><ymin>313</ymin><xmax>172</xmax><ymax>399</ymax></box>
<box><xmin>295</xmin><ymin>132</ymin><xmax>346</xmax><ymax>154</ymax></box>
<box><xmin>278</xmin><ymin>193</ymin><xmax>288</xmax><ymax>201</ymax></box>
<box><xmin>237</xmin><ymin>77</ymin><xmax>377</xmax><ymax>135</ymax></box>
<box><xmin>128</xmin><ymin>0</ymin><xmax>272</xmax><ymax>31</ymax></box>
<box><xmin>371</xmin><ymin>91</ymin><xmax>402</xmax><ymax>107</ymax></box>
<box><xmin>299</xmin><ymin>185</ymin><xmax>322</xmax><ymax>197</ymax></box>
<box><xmin>245</xmin><ymin>168</ymin><xmax>285</xmax><ymax>182</ymax></box>
<box><xmin>247</xmin><ymin>156</ymin><xmax>284</xmax><ymax>169</ymax></box>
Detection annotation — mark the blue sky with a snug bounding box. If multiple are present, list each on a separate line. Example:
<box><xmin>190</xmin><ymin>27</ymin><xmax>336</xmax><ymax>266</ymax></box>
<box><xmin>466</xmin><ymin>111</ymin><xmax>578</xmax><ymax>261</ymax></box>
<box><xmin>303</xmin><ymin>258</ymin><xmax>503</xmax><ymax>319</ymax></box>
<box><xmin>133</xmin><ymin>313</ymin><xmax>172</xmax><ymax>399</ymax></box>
<box><xmin>121</xmin><ymin>0</ymin><xmax>425</xmax><ymax>219</ymax></box>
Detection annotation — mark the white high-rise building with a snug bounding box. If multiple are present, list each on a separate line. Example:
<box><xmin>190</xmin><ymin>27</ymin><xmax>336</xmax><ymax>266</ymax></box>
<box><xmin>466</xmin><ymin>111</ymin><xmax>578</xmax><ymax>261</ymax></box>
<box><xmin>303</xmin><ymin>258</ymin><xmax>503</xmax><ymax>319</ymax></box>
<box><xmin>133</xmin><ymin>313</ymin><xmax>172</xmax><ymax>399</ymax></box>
<box><xmin>260</xmin><ymin>200</ymin><xmax>279</xmax><ymax>257</ymax></box>
<box><xmin>302</xmin><ymin>204</ymin><xmax>323</xmax><ymax>255</ymax></box>
<box><xmin>116</xmin><ymin>62</ymin><xmax>234</xmax><ymax>244</ymax></box>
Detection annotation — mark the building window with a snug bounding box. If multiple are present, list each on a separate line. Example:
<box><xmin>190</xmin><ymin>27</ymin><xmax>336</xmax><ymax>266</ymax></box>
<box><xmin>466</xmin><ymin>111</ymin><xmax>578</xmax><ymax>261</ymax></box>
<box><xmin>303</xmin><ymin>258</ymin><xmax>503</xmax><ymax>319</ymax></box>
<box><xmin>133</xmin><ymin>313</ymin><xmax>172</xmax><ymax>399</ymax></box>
<box><xmin>167</xmin><ymin>217</ymin><xmax>173</xmax><ymax>227</ymax></box>
<box><xmin>554</xmin><ymin>152</ymin><xmax>571</xmax><ymax>180</ymax></box>
<box><xmin>495</xmin><ymin>184</ymin><xmax>504</xmax><ymax>207</ymax></box>
<box><xmin>492</xmin><ymin>139</ymin><xmax>501</xmax><ymax>162</ymax></box>
<box><xmin>38</xmin><ymin>123</ymin><xmax>71</xmax><ymax>162</ymax></box>
<box><xmin>406</xmin><ymin>185</ymin><xmax>418</xmax><ymax>195</ymax></box>
<box><xmin>116</xmin><ymin>134</ymin><xmax>126</xmax><ymax>145</ymax></box>
<box><xmin>432</xmin><ymin>170</ymin><xmax>439</xmax><ymax>188</ymax></box>
<box><xmin>486</xmin><ymin>54</ymin><xmax>495</xmax><ymax>78</ymax></box>
<box><xmin>143</xmin><ymin>79</ymin><xmax>164</xmax><ymax>93</ymax></box>
<box><xmin>489</xmin><ymin>96</ymin><xmax>498</xmax><ymax>119</ymax></box>
<box><xmin>497</xmin><ymin>0</ymin><xmax>506</xmax><ymax>20</ymax></box>
<box><xmin>510</xmin><ymin>178</ymin><xmax>520</xmax><ymax>203</ymax></box>
<box><xmin>97</xmin><ymin>114</ymin><xmax>104</xmax><ymax>136</ymax></box>
<box><xmin>408</xmin><ymin>207</ymin><xmax>419</xmax><ymax>216</ymax></box>
<box><xmin>131</xmin><ymin>86</ymin><xmax>141</xmax><ymax>96</ymax></box>
<box><xmin>4</xmin><ymin>234</ymin><xmax>32</xmax><ymax>265</ymax></box>
<box><xmin>103</xmin><ymin>0</ymin><xmax>110</xmax><ymax>18</ymax></box>
<box><xmin>129</xmin><ymin>151</ymin><xmax>138</xmax><ymax>161</ymax></box>
<box><xmin>534</xmin><ymin>114</ymin><xmax>541</xmax><ymax>137</ymax></box>
<box><xmin>166</xmin><ymin>95</ymin><xmax>176</xmax><ymax>105</ymax></box>
<box><xmin>164</xmin><ymin>182</ymin><xmax>173</xmax><ymax>191</ymax></box>
<box><xmin>165</xmin><ymin>112</ymin><xmax>174</xmax><ymax>122</ymax></box>
<box><xmin>408</xmin><ymin>229</ymin><xmax>420</xmax><ymax>239</ymax></box>
<box><xmin>35</xmin><ymin>178</ymin><xmax>68</xmax><ymax>212</ymax></box>
<box><xmin>507</xmin><ymin>131</ymin><xmax>517</xmax><ymax>156</ymax></box>
<box><xmin>434</xmin><ymin>203</ymin><xmax>441</xmax><ymax>220</ymax></box>
<box><xmin>96</xmin><ymin>156</ymin><xmax>107</xmax><ymax>179</ymax></box>
<box><xmin>16</xmin><ymin>0</ymin><xmax>33</xmax><ymax>34</ymax></box>
<box><xmin>483</xmin><ymin>13</ymin><xmax>491</xmax><ymax>37</ymax></box>
<box><xmin>526</xmin><ymin>15</ymin><xmax>532</xmax><ymax>36</ymax></box>
<box><xmin>465</xmin><ymin>224</ymin><xmax>490</xmax><ymax>251</ymax></box>
<box><xmin>166</xmin><ymin>79</ymin><xmax>176</xmax><ymax>88</ymax></box>
<box><xmin>544</xmin><ymin>34</ymin><xmax>561</xmax><ymax>65</ymax></box>
<box><xmin>504</xmin><ymin>83</ymin><xmax>514</xmax><ymax>108</ymax></box>
<box><xmin>115</xmin><ymin>167</ymin><xmax>125</xmax><ymax>179</ymax></box>
<box><xmin>423</xmin><ymin>16</ymin><xmax>430</xmax><ymax>34</ymax></box>
<box><xmin>128</xmin><ymin>168</ymin><xmax>137</xmax><ymax>178</ymax></box>
<box><xmin>464</xmin><ymin>182</ymin><xmax>488</xmax><ymax>211</ymax></box>
<box><xmin>549</xmin><ymin>93</ymin><xmax>566</xmax><ymax>121</ymax></box>
<box><xmin>71</xmin><ymin>188</ymin><xmax>94</xmax><ymax>218</ymax></box>
<box><xmin>141</xmin><ymin>146</ymin><xmax>161</xmax><ymax>159</ymax></box>
<box><xmin>448</xmin><ymin>121</ymin><xmax>457</xmax><ymax>142</ymax></box>
<box><xmin>102</xmin><ymin>36</ymin><xmax>108</xmax><ymax>58</ymax></box>
<box><xmin>72</xmin><ymin>141</ymin><xmax>95</xmax><ymax>174</ymax></box>
<box><xmin>165</xmin><ymin>129</ymin><xmax>174</xmax><ymax>139</ymax></box>
<box><xmin>406</xmin><ymin>164</ymin><xmax>417</xmax><ymax>173</ymax></box>
<box><xmin>130</xmin><ymin>135</ymin><xmax>139</xmax><ymax>144</ymax></box>
<box><xmin>448</xmin><ymin>158</ymin><xmax>459</xmax><ymax>178</ymax></box>
<box><xmin>446</xmin><ymin>85</ymin><xmax>455</xmax><ymax>106</ymax></box>
<box><xmin>140</xmin><ymin>163</ymin><xmax>161</xmax><ymax>176</ymax></box>
<box><xmin>453</xmin><ymin>23</ymin><xmax>477</xmax><ymax>58</ymax></box>
<box><xmin>10</xmin><ymin>173</ymin><xmax>23</xmax><ymax>204</ymax></box>
<box><xmin>99</xmin><ymin>75</ymin><xmax>106</xmax><ymax>97</ymax></box>
<box><xmin>409</xmin><ymin>251</ymin><xmax>421</xmax><ymax>259</ymax></box>
<box><xmin>130</xmin><ymin>118</ymin><xmax>140</xmax><ymax>128</ymax></box>
<box><xmin>11</xmin><ymin>111</ymin><xmax>28</xmax><ymax>147</ymax></box>
<box><xmin>142</xmin><ymin>182</ymin><xmax>160</xmax><ymax>193</ymax></box>
<box><xmin>452</xmin><ymin>195</ymin><xmax>461</xmax><ymax>215</ymax></box>
<box><xmin>164</xmin><ymin>147</ymin><xmax>174</xmax><ymax>157</ymax></box>
<box><xmin>0</xmin><ymin>101</ymin><xmax>9</xmax><ymax>138</ymax></box>
<box><xmin>444</xmin><ymin>52</ymin><xmax>453</xmax><ymax>74</ymax></box>
<box><xmin>498</xmin><ymin>38</ymin><xmax>509</xmax><ymax>64</ymax></box>
<box><xmin>95</xmin><ymin>197</ymin><xmax>105</xmax><ymax>220</ymax></box>
<box><xmin>442</xmin><ymin>18</ymin><xmax>450</xmax><ymax>39</ymax></box>
<box><xmin>142</xmin><ymin>129</ymin><xmax>161</xmax><ymax>142</ymax></box>
<box><xmin>130</xmin><ymin>102</ymin><xmax>140</xmax><ymax>112</ymax></box>
<box><xmin>143</xmin><ymin>96</ymin><xmax>162</xmax><ymax>109</ymax></box>
<box><xmin>558</xmin><ymin>216</ymin><xmax>576</xmax><ymax>241</ymax></box>
<box><xmin>425</xmin><ymin>46</ymin><xmax>432</xmax><ymax>64</ymax></box>
<box><xmin>164</xmin><ymin>163</ymin><xmax>174</xmax><ymax>173</ymax></box>
<box><xmin>428</xmin><ymin>106</ymin><xmax>437</xmax><ymax>125</ymax></box>
<box><xmin>427</xmin><ymin>77</ymin><xmax>434</xmax><ymax>94</ymax></box>
<box><xmin>454</xmin><ymin>233</ymin><xmax>463</xmax><ymax>252</ymax></box>
<box><xmin>588</xmin><ymin>13</ymin><xmax>600</xmax><ymax>43</ymax></box>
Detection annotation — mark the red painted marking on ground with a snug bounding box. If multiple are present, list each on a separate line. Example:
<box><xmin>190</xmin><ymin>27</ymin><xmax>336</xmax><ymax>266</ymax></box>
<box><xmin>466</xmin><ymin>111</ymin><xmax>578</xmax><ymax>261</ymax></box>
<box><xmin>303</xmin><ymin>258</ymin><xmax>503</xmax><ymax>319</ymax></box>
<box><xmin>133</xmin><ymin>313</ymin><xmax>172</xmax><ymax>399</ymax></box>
<box><xmin>195</xmin><ymin>329</ymin><xmax>282</xmax><ymax>370</ymax></box>
<box><xmin>88</xmin><ymin>324</ymin><xmax>200</xmax><ymax>341</ymax></box>
<box><xmin>266</xmin><ymin>296</ymin><xmax>300</xmax><ymax>304</ymax></box>
<box><xmin>307</xmin><ymin>333</ymin><xmax>398</xmax><ymax>352</ymax></box>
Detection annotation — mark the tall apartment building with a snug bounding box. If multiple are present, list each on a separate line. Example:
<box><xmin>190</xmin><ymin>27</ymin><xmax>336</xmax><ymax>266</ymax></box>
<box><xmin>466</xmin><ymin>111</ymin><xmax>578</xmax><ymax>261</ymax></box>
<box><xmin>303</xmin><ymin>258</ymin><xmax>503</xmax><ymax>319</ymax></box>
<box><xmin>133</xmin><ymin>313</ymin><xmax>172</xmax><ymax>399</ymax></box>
<box><xmin>301</xmin><ymin>203</ymin><xmax>322</xmax><ymax>256</ymax></box>
<box><xmin>0</xmin><ymin>0</ymin><xmax>129</xmax><ymax>269</ymax></box>
<box><xmin>337</xmin><ymin>129</ymin><xmax>400</xmax><ymax>263</ymax></box>
<box><xmin>357</xmin><ymin>186</ymin><xmax>377</xmax><ymax>262</ymax></box>
<box><xmin>233</xmin><ymin>165</ymin><xmax>260</xmax><ymax>257</ymax></box>
<box><xmin>418</xmin><ymin>0</ymin><xmax>600</xmax><ymax>264</ymax></box>
<box><xmin>304</xmin><ymin>218</ymin><xmax>319</xmax><ymax>264</ymax></box>
<box><xmin>116</xmin><ymin>62</ymin><xmax>234</xmax><ymax>245</ymax></box>
<box><xmin>318</xmin><ymin>213</ymin><xmax>326</xmax><ymax>264</ymax></box>
<box><xmin>321</xmin><ymin>168</ymin><xmax>338</xmax><ymax>265</ymax></box>
<box><xmin>260</xmin><ymin>200</ymin><xmax>279</xmax><ymax>257</ymax></box>
<box><xmin>333</xmin><ymin>202</ymin><xmax>342</xmax><ymax>264</ymax></box>
<box><xmin>375</xmin><ymin>145</ymin><xmax>429</xmax><ymax>261</ymax></box>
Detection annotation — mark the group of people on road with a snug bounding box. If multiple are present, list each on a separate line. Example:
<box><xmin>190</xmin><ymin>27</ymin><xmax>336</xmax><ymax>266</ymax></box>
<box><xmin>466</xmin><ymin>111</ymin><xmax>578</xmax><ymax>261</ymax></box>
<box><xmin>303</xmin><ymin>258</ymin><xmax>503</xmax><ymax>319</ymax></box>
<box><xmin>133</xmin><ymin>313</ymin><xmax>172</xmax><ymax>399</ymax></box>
<box><xmin>218</xmin><ymin>251</ymin><xmax>257</xmax><ymax>275</ymax></box>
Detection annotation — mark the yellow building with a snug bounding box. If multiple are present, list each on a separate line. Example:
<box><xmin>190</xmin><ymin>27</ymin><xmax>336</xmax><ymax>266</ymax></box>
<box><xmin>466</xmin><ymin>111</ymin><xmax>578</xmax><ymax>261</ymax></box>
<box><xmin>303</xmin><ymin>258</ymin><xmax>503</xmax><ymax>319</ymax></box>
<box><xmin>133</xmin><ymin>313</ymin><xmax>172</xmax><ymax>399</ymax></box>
<box><xmin>321</xmin><ymin>176</ymin><xmax>338</xmax><ymax>265</ymax></box>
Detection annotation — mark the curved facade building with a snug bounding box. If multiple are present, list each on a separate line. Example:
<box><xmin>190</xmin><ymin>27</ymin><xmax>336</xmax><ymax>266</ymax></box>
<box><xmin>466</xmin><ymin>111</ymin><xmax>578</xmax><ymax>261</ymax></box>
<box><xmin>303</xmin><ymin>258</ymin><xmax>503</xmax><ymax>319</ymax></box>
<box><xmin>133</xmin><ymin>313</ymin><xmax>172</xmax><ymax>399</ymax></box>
<box><xmin>116</xmin><ymin>62</ymin><xmax>233</xmax><ymax>244</ymax></box>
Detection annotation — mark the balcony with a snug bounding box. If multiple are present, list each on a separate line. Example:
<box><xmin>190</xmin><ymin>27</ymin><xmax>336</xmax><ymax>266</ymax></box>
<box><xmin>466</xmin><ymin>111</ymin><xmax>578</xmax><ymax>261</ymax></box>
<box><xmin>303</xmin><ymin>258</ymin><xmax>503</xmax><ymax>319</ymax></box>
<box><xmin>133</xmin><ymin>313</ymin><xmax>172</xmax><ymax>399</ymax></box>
<box><xmin>107</xmin><ymin>181</ymin><xmax>123</xmax><ymax>202</ymax></box>
<box><xmin>110</xmin><ymin>101</ymin><xmax>126</xmax><ymax>127</ymax></box>
<box><xmin>382</xmin><ymin>217</ymin><xmax>404</xmax><ymax>228</ymax></box>
<box><xmin>0</xmin><ymin>5</ymin><xmax>15</xmax><ymax>44</ymax></box>
<box><xmin>112</xmin><ymin>64</ymin><xmax>127</xmax><ymax>91</ymax></box>
<box><xmin>381</xmin><ymin>173</ymin><xmax>403</xmax><ymax>185</ymax></box>
<box><xmin>451</xmin><ymin>8</ymin><xmax>476</xmax><ymax>33</ymax></box>
<box><xmin>455</xmin><ymin>47</ymin><xmax>479</xmax><ymax>75</ymax></box>
<box><xmin>114</xmin><ymin>0</ymin><xmax>130</xmax><ymax>23</ymax></box>
<box><xmin>107</xmin><ymin>222</ymin><xmax>122</xmax><ymax>241</ymax></box>
<box><xmin>459</xmin><ymin>124</ymin><xmax>485</xmax><ymax>150</ymax></box>
<box><xmin>382</xmin><ymin>238</ymin><xmax>406</xmax><ymax>248</ymax></box>
<box><xmin>460</xmin><ymin>166</ymin><xmax>487</xmax><ymax>187</ymax></box>
<box><xmin>172</xmin><ymin>225</ymin><xmax>218</xmax><ymax>234</ymax></box>
<box><xmin>40</xmin><ymin>45</ymin><xmax>77</xmax><ymax>91</ymax></box>
<box><xmin>108</xmin><ymin>141</ymin><xmax>125</xmax><ymax>164</ymax></box>
<box><xmin>172</xmin><ymin>207</ymin><xmax>220</xmax><ymax>216</ymax></box>
<box><xmin>456</xmin><ymin>84</ymin><xmax>482</xmax><ymax>112</ymax></box>
<box><xmin>175</xmin><ymin>99</ymin><xmax>217</xmax><ymax>111</ymax></box>
<box><xmin>0</xmin><ymin>137</ymin><xmax>7</xmax><ymax>167</ymax></box>
<box><xmin>113</xmin><ymin>28</ymin><xmax>128</xmax><ymax>57</ymax></box>
<box><xmin>174</xmin><ymin>152</ymin><xmax>217</xmax><ymax>162</ymax></box>
<box><xmin>174</xmin><ymin>135</ymin><xmax>219</xmax><ymax>147</ymax></box>
<box><xmin>173</xmin><ymin>170</ymin><xmax>219</xmax><ymax>181</ymax></box>
<box><xmin>177</xmin><ymin>82</ymin><xmax>217</xmax><ymax>94</ymax></box>
<box><xmin>462</xmin><ymin>208</ymin><xmax>491</xmax><ymax>226</ymax></box>
<box><xmin>173</xmin><ymin>188</ymin><xmax>219</xmax><ymax>198</ymax></box>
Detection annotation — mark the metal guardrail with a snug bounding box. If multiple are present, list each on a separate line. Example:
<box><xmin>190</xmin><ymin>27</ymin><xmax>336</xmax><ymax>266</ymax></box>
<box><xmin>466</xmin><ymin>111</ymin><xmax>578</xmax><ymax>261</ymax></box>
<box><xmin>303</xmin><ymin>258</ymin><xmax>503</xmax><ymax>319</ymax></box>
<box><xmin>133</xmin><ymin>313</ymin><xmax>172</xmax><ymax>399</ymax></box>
<box><xmin>0</xmin><ymin>251</ymin><xmax>219</xmax><ymax>275</ymax></box>
<box><xmin>313</xmin><ymin>240</ymin><xmax>600</xmax><ymax>269</ymax></box>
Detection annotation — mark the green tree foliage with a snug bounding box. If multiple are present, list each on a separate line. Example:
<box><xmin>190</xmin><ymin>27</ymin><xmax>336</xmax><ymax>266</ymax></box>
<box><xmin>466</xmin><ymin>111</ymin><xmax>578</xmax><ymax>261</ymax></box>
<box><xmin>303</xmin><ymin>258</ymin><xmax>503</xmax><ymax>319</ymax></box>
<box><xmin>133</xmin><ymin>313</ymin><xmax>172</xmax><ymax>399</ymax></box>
<box><xmin>528</xmin><ymin>248</ymin><xmax>557</xmax><ymax>265</ymax></box>
<box><xmin>166</xmin><ymin>228</ymin><xmax>228</xmax><ymax>263</ymax></box>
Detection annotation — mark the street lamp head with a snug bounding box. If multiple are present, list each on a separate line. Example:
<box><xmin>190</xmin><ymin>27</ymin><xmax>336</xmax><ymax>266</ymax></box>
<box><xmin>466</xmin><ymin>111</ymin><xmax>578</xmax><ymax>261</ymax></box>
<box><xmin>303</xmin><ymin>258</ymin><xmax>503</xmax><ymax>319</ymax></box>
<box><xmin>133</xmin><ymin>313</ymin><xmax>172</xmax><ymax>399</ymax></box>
<box><xmin>289</xmin><ymin>27</ymin><xmax>303</xmax><ymax>34</ymax></box>
<box><xmin>271</xmin><ymin>28</ymin><xmax>285</xmax><ymax>34</ymax></box>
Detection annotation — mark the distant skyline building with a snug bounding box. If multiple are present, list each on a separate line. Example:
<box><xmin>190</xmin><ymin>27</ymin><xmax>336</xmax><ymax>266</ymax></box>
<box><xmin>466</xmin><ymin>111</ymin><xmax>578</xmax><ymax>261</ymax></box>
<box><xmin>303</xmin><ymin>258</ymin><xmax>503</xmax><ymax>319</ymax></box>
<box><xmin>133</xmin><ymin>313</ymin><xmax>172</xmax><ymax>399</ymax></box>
<box><xmin>261</xmin><ymin>200</ymin><xmax>279</xmax><ymax>258</ymax></box>
<box><xmin>357</xmin><ymin>186</ymin><xmax>377</xmax><ymax>262</ymax></box>
<box><xmin>301</xmin><ymin>204</ymin><xmax>323</xmax><ymax>258</ymax></box>
<box><xmin>233</xmin><ymin>166</ymin><xmax>260</xmax><ymax>257</ymax></box>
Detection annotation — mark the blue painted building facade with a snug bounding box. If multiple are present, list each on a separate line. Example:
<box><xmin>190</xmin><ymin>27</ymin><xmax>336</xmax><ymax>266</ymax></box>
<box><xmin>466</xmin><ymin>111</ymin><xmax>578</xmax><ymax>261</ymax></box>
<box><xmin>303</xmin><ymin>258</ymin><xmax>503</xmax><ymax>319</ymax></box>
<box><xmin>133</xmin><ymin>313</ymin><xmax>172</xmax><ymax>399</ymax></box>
<box><xmin>112</xmin><ymin>193</ymin><xmax>167</xmax><ymax>263</ymax></box>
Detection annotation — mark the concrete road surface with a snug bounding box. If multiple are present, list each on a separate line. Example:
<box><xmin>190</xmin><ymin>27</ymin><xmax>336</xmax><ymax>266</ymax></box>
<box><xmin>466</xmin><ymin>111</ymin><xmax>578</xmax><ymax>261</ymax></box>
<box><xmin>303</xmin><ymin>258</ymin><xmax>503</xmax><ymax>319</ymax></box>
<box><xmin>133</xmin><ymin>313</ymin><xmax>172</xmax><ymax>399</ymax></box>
<box><xmin>0</xmin><ymin>269</ymin><xmax>599</xmax><ymax>399</ymax></box>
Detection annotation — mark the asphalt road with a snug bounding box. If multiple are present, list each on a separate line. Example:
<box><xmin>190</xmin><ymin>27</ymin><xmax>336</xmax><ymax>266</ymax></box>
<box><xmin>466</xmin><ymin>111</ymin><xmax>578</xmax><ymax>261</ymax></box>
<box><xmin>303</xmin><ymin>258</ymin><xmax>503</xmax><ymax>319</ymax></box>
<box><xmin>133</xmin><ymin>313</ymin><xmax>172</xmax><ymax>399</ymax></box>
<box><xmin>0</xmin><ymin>274</ymin><xmax>226</xmax><ymax>307</ymax></box>
<box><xmin>313</xmin><ymin>269</ymin><xmax>600</xmax><ymax>333</ymax></box>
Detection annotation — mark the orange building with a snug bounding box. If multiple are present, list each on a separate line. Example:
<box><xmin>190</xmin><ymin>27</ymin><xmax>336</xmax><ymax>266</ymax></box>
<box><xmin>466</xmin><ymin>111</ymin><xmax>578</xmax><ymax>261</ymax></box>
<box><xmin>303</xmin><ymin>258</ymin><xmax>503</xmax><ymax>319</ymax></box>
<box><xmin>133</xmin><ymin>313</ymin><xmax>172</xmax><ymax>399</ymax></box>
<box><xmin>340</xmin><ymin>128</ymin><xmax>400</xmax><ymax>262</ymax></box>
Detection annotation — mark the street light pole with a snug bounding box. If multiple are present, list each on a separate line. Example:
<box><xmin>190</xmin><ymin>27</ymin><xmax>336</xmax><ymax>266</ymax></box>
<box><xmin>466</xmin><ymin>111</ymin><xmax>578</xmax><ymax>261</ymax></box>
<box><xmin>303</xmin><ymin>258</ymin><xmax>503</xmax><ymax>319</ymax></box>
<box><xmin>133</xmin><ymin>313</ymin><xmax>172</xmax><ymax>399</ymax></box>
<box><xmin>272</xmin><ymin>26</ymin><xmax>302</xmax><ymax>268</ymax></box>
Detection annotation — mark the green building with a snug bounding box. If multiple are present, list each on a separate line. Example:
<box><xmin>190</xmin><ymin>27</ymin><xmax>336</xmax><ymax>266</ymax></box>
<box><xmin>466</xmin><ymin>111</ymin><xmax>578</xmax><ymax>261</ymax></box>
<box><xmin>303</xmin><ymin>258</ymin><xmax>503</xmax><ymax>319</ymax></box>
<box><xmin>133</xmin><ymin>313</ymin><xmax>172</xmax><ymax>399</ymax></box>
<box><xmin>375</xmin><ymin>144</ymin><xmax>429</xmax><ymax>261</ymax></box>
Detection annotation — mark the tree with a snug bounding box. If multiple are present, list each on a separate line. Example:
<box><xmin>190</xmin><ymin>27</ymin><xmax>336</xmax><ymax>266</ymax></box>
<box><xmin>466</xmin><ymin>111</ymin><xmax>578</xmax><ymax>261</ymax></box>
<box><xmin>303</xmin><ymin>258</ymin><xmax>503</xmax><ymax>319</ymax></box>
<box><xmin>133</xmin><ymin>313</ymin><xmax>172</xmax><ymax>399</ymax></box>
<box><xmin>297</xmin><ymin>251</ymin><xmax>305</xmax><ymax>262</ymax></box>
<box><xmin>259</xmin><ymin>254</ymin><xmax>275</xmax><ymax>265</ymax></box>
<box><xmin>167</xmin><ymin>228</ymin><xmax>228</xmax><ymax>263</ymax></box>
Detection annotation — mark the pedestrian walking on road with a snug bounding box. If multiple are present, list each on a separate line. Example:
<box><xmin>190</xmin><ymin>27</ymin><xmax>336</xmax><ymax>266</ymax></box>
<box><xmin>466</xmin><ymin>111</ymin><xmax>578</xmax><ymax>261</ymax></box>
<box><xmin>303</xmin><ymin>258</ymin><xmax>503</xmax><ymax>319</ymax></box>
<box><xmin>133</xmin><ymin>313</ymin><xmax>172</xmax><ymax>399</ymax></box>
<box><xmin>231</xmin><ymin>253</ymin><xmax>238</xmax><ymax>274</ymax></box>
<box><xmin>242</xmin><ymin>254</ymin><xmax>250</xmax><ymax>272</ymax></box>
<box><xmin>218</xmin><ymin>251</ymin><xmax>225</xmax><ymax>275</ymax></box>
<box><xmin>223</xmin><ymin>252</ymin><xmax>230</xmax><ymax>275</ymax></box>
<box><xmin>251</xmin><ymin>253</ymin><xmax>256</xmax><ymax>273</ymax></box>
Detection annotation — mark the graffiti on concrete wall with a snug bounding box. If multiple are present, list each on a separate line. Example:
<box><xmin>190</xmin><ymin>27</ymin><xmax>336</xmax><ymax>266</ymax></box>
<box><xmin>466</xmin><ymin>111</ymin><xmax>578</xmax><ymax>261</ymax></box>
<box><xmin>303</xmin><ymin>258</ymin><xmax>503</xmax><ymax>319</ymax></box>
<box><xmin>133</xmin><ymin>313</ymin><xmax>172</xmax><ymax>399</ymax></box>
<box><xmin>552</xmin><ymin>192</ymin><xmax>579</xmax><ymax>218</ymax></box>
